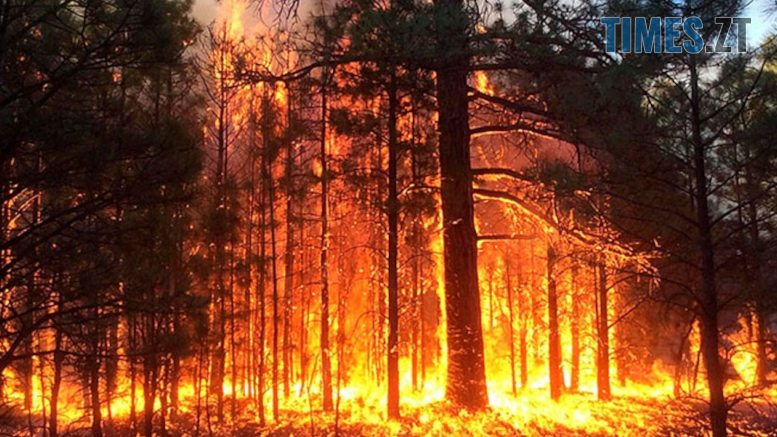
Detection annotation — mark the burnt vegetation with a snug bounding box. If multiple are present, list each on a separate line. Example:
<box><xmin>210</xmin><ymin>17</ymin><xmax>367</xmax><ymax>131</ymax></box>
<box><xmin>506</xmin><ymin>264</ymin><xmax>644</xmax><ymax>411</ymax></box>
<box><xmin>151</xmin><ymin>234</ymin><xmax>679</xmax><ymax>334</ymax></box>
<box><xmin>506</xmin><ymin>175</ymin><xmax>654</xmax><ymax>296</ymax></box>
<box><xmin>2</xmin><ymin>0</ymin><xmax>777</xmax><ymax>436</ymax></box>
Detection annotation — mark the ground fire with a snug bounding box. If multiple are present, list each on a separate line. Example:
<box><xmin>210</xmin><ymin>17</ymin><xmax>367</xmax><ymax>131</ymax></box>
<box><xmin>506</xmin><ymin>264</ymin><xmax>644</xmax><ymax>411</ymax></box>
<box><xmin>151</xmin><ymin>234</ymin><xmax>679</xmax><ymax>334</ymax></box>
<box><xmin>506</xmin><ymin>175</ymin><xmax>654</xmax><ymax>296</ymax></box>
<box><xmin>2</xmin><ymin>0</ymin><xmax>777</xmax><ymax>436</ymax></box>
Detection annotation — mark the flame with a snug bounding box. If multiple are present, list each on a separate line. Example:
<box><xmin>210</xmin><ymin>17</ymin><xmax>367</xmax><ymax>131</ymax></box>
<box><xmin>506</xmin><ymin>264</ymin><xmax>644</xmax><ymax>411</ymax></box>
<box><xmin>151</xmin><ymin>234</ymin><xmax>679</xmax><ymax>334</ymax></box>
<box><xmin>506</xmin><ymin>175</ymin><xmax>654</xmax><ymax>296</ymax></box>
<box><xmin>475</xmin><ymin>71</ymin><xmax>494</xmax><ymax>96</ymax></box>
<box><xmin>3</xmin><ymin>2</ymin><xmax>775</xmax><ymax>436</ymax></box>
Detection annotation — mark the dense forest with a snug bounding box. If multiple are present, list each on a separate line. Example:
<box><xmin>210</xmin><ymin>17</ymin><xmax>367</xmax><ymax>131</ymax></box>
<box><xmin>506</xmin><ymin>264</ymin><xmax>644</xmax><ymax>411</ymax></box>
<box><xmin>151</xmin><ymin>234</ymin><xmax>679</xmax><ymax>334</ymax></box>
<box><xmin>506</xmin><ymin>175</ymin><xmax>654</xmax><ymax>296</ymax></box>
<box><xmin>2</xmin><ymin>0</ymin><xmax>777</xmax><ymax>436</ymax></box>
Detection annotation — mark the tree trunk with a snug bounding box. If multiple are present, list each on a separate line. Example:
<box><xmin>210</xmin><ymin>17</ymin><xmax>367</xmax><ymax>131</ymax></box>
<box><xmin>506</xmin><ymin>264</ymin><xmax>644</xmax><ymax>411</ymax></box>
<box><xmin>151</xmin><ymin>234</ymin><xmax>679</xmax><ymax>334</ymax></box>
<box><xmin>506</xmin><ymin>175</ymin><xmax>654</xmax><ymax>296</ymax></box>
<box><xmin>747</xmin><ymin>200</ymin><xmax>768</xmax><ymax>387</ymax></box>
<box><xmin>596</xmin><ymin>259</ymin><xmax>611</xmax><ymax>401</ymax></box>
<box><xmin>282</xmin><ymin>86</ymin><xmax>295</xmax><ymax>399</ymax></box>
<box><xmin>689</xmin><ymin>57</ymin><xmax>726</xmax><ymax>437</ymax></box>
<box><xmin>505</xmin><ymin>251</ymin><xmax>517</xmax><ymax>396</ymax></box>
<box><xmin>320</xmin><ymin>67</ymin><xmax>334</xmax><ymax>412</ymax></box>
<box><xmin>130</xmin><ymin>320</ymin><xmax>138</xmax><ymax>433</ymax></box>
<box><xmin>411</xmin><ymin>228</ymin><xmax>420</xmax><ymax>391</ymax></box>
<box><xmin>49</xmin><ymin>323</ymin><xmax>63</xmax><ymax>437</ymax></box>
<box><xmin>433</xmin><ymin>0</ymin><xmax>488</xmax><ymax>409</ymax></box>
<box><xmin>547</xmin><ymin>245</ymin><xmax>562</xmax><ymax>400</ymax></box>
<box><xmin>258</xmin><ymin>158</ymin><xmax>267</xmax><ymax>426</ymax></box>
<box><xmin>570</xmin><ymin>264</ymin><xmax>580</xmax><ymax>392</ymax></box>
<box><xmin>143</xmin><ymin>355</ymin><xmax>157</xmax><ymax>437</ymax></box>
<box><xmin>212</xmin><ymin>33</ymin><xmax>230</xmax><ymax>423</ymax></box>
<box><xmin>262</xmin><ymin>87</ymin><xmax>281</xmax><ymax>421</ymax></box>
<box><xmin>520</xmin><ymin>251</ymin><xmax>529</xmax><ymax>389</ymax></box>
<box><xmin>90</xmin><ymin>358</ymin><xmax>103</xmax><ymax>437</ymax></box>
<box><xmin>387</xmin><ymin>72</ymin><xmax>400</xmax><ymax>419</ymax></box>
<box><xmin>755</xmin><ymin>304</ymin><xmax>768</xmax><ymax>386</ymax></box>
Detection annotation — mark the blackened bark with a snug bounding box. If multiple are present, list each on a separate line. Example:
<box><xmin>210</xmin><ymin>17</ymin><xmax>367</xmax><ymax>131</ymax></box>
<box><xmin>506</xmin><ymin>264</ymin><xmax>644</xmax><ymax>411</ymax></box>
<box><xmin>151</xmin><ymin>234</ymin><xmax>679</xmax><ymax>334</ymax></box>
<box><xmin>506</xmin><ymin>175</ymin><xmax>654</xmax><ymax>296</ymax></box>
<box><xmin>258</xmin><ymin>166</ymin><xmax>267</xmax><ymax>426</ymax></box>
<box><xmin>387</xmin><ymin>72</ymin><xmax>400</xmax><ymax>419</ymax></box>
<box><xmin>570</xmin><ymin>264</ymin><xmax>580</xmax><ymax>392</ymax></box>
<box><xmin>505</xmin><ymin>251</ymin><xmax>517</xmax><ymax>396</ymax></box>
<box><xmin>320</xmin><ymin>67</ymin><xmax>334</xmax><ymax>412</ymax></box>
<box><xmin>597</xmin><ymin>259</ymin><xmax>611</xmax><ymax>401</ymax></box>
<box><xmin>90</xmin><ymin>358</ymin><xmax>103</xmax><ymax>437</ymax></box>
<box><xmin>434</xmin><ymin>0</ymin><xmax>488</xmax><ymax>409</ymax></box>
<box><xmin>282</xmin><ymin>87</ymin><xmax>295</xmax><ymax>398</ymax></box>
<box><xmin>689</xmin><ymin>58</ymin><xmax>726</xmax><ymax>437</ymax></box>
<box><xmin>50</xmin><ymin>324</ymin><xmax>63</xmax><ymax>437</ymax></box>
<box><xmin>547</xmin><ymin>246</ymin><xmax>562</xmax><ymax>400</ymax></box>
<box><xmin>263</xmin><ymin>89</ymin><xmax>281</xmax><ymax>421</ymax></box>
<box><xmin>143</xmin><ymin>355</ymin><xmax>157</xmax><ymax>437</ymax></box>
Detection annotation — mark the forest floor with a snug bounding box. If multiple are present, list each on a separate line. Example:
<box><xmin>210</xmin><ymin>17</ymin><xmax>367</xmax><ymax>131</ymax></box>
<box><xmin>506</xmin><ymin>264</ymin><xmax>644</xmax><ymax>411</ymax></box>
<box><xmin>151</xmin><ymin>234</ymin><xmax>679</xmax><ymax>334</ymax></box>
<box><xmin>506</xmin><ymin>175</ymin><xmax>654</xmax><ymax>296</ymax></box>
<box><xmin>5</xmin><ymin>392</ymin><xmax>777</xmax><ymax>436</ymax></box>
<box><xmin>215</xmin><ymin>393</ymin><xmax>777</xmax><ymax>437</ymax></box>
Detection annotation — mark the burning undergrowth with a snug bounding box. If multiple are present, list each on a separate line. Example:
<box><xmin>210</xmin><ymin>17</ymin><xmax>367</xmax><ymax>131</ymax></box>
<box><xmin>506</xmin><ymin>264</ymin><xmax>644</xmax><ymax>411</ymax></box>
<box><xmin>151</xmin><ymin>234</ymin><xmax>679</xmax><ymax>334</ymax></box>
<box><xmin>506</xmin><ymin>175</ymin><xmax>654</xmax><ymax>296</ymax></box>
<box><xmin>6</xmin><ymin>392</ymin><xmax>774</xmax><ymax>437</ymax></box>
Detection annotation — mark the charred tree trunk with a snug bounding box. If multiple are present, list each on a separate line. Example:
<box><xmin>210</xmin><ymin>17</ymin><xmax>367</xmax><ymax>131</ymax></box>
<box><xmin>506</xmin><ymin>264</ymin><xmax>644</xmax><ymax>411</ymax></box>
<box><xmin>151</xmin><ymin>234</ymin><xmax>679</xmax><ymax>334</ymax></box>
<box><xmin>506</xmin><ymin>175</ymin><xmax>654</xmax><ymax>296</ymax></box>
<box><xmin>596</xmin><ymin>258</ymin><xmax>611</xmax><ymax>401</ymax></box>
<box><xmin>387</xmin><ymin>72</ymin><xmax>400</xmax><ymax>419</ymax></box>
<box><xmin>434</xmin><ymin>0</ymin><xmax>488</xmax><ymax>409</ymax></box>
<box><xmin>229</xmin><ymin>244</ymin><xmax>237</xmax><ymax>420</ymax></box>
<box><xmin>90</xmin><ymin>352</ymin><xmax>103</xmax><ymax>437</ymax></box>
<box><xmin>520</xmin><ymin>312</ymin><xmax>528</xmax><ymax>389</ymax></box>
<box><xmin>258</xmin><ymin>155</ymin><xmax>268</xmax><ymax>426</ymax></box>
<box><xmin>299</xmin><ymin>204</ymin><xmax>310</xmax><ymax>397</ymax></box>
<box><xmin>246</xmin><ymin>94</ymin><xmax>258</xmax><ymax>405</ymax></box>
<box><xmin>211</xmin><ymin>32</ymin><xmax>230</xmax><ymax>423</ymax></box>
<box><xmin>143</xmin><ymin>351</ymin><xmax>158</xmax><ymax>437</ymax></box>
<box><xmin>689</xmin><ymin>58</ymin><xmax>726</xmax><ymax>437</ymax></box>
<box><xmin>282</xmin><ymin>86</ymin><xmax>295</xmax><ymax>399</ymax></box>
<box><xmin>755</xmin><ymin>303</ymin><xmax>768</xmax><ymax>386</ymax></box>
<box><xmin>520</xmin><ymin>250</ymin><xmax>530</xmax><ymax>389</ymax></box>
<box><xmin>130</xmin><ymin>319</ymin><xmax>138</xmax><ymax>432</ymax></box>
<box><xmin>505</xmin><ymin>251</ymin><xmax>517</xmax><ymax>396</ymax></box>
<box><xmin>264</xmin><ymin>88</ymin><xmax>281</xmax><ymax>420</ymax></box>
<box><xmin>547</xmin><ymin>246</ymin><xmax>562</xmax><ymax>400</ymax></box>
<box><xmin>320</xmin><ymin>67</ymin><xmax>334</xmax><ymax>412</ymax></box>
<box><xmin>570</xmin><ymin>264</ymin><xmax>581</xmax><ymax>392</ymax></box>
<box><xmin>49</xmin><ymin>317</ymin><xmax>63</xmax><ymax>437</ymax></box>
<box><xmin>409</xmin><ymin>103</ymin><xmax>425</xmax><ymax>391</ymax></box>
<box><xmin>106</xmin><ymin>311</ymin><xmax>119</xmax><ymax>428</ymax></box>
<box><xmin>411</xmin><ymin>230</ymin><xmax>420</xmax><ymax>390</ymax></box>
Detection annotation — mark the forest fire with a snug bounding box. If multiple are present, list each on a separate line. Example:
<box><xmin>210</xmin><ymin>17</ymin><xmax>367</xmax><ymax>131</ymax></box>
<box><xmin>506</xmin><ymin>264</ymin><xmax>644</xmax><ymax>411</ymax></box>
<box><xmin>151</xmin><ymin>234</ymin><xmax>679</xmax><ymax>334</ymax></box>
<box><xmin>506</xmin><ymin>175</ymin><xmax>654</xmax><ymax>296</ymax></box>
<box><xmin>3</xmin><ymin>0</ymin><xmax>777</xmax><ymax>436</ymax></box>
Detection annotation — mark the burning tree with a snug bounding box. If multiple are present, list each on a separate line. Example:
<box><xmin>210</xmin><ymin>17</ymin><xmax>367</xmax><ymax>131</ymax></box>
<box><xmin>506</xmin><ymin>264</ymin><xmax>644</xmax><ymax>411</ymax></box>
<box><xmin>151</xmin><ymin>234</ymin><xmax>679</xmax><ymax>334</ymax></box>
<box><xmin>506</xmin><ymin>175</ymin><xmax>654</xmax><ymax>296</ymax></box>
<box><xmin>3</xmin><ymin>0</ymin><xmax>777</xmax><ymax>436</ymax></box>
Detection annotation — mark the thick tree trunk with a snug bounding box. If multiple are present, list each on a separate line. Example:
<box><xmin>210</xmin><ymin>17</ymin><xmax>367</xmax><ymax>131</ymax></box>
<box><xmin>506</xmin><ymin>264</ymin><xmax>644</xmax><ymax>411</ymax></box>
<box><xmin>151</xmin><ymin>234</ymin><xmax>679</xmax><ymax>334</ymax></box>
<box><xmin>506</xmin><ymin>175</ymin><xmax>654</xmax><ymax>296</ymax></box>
<box><xmin>387</xmin><ymin>72</ymin><xmax>400</xmax><ymax>419</ymax></box>
<box><xmin>434</xmin><ymin>0</ymin><xmax>488</xmax><ymax>409</ymax></box>
<box><xmin>320</xmin><ymin>67</ymin><xmax>334</xmax><ymax>412</ymax></box>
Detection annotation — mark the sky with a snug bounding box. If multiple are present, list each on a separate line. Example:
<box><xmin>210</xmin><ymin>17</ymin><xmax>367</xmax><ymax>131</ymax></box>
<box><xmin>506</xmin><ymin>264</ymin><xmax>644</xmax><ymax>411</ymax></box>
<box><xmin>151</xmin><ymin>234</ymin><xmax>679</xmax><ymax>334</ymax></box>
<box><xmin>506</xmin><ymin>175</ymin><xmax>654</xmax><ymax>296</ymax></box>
<box><xmin>190</xmin><ymin>0</ymin><xmax>777</xmax><ymax>48</ymax></box>
<box><xmin>745</xmin><ymin>0</ymin><xmax>776</xmax><ymax>45</ymax></box>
